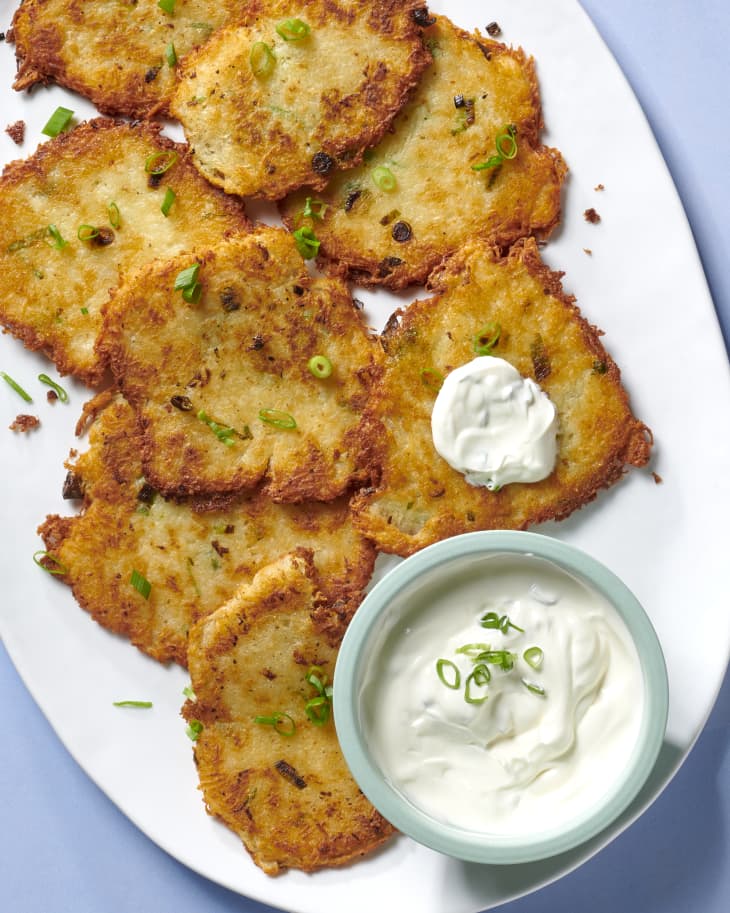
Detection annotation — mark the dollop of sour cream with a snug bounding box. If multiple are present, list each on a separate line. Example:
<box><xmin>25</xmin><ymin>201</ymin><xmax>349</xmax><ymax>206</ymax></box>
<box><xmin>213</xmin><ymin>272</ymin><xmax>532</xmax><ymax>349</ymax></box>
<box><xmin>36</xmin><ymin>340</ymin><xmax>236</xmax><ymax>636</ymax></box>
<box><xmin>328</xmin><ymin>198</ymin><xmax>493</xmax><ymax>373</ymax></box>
<box><xmin>431</xmin><ymin>356</ymin><xmax>558</xmax><ymax>489</ymax></box>
<box><xmin>359</xmin><ymin>554</ymin><xmax>644</xmax><ymax>835</ymax></box>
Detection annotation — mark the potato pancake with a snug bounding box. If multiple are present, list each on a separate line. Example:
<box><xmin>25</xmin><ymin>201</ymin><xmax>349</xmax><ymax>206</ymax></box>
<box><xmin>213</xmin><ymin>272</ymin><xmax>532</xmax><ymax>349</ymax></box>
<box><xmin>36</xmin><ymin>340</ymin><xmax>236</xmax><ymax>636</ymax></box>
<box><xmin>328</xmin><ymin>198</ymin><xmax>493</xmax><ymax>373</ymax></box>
<box><xmin>169</xmin><ymin>0</ymin><xmax>432</xmax><ymax>199</ymax></box>
<box><xmin>280</xmin><ymin>15</ymin><xmax>566</xmax><ymax>288</ymax></box>
<box><xmin>0</xmin><ymin>119</ymin><xmax>249</xmax><ymax>385</ymax></box>
<box><xmin>350</xmin><ymin>237</ymin><xmax>652</xmax><ymax>555</ymax></box>
<box><xmin>38</xmin><ymin>396</ymin><xmax>376</xmax><ymax>666</ymax></box>
<box><xmin>10</xmin><ymin>0</ymin><xmax>244</xmax><ymax>118</ymax></box>
<box><xmin>99</xmin><ymin>227</ymin><xmax>382</xmax><ymax>501</ymax></box>
<box><xmin>184</xmin><ymin>549</ymin><xmax>395</xmax><ymax>874</ymax></box>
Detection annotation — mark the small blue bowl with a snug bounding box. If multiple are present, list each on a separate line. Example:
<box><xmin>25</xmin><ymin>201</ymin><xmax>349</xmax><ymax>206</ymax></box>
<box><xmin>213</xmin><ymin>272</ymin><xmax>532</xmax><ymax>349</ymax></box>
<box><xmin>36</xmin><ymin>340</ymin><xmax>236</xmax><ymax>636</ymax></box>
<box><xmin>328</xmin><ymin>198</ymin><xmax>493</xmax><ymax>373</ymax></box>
<box><xmin>333</xmin><ymin>531</ymin><xmax>668</xmax><ymax>864</ymax></box>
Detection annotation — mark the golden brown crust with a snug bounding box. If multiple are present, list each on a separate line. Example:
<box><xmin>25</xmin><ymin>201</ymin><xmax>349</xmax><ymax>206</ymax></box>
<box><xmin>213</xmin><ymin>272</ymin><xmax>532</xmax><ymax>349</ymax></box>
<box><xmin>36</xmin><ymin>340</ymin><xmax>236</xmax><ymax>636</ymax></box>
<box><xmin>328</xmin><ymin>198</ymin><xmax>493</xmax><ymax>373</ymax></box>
<box><xmin>170</xmin><ymin>0</ymin><xmax>433</xmax><ymax>199</ymax></box>
<box><xmin>38</xmin><ymin>396</ymin><xmax>376</xmax><ymax>665</ymax></box>
<box><xmin>0</xmin><ymin>118</ymin><xmax>249</xmax><ymax>385</ymax></box>
<box><xmin>279</xmin><ymin>15</ymin><xmax>566</xmax><ymax>288</ymax></box>
<box><xmin>350</xmin><ymin>237</ymin><xmax>652</xmax><ymax>555</ymax></box>
<box><xmin>185</xmin><ymin>550</ymin><xmax>395</xmax><ymax>874</ymax></box>
<box><xmin>99</xmin><ymin>227</ymin><xmax>383</xmax><ymax>501</ymax></box>
<box><xmin>10</xmin><ymin>0</ymin><xmax>244</xmax><ymax>118</ymax></box>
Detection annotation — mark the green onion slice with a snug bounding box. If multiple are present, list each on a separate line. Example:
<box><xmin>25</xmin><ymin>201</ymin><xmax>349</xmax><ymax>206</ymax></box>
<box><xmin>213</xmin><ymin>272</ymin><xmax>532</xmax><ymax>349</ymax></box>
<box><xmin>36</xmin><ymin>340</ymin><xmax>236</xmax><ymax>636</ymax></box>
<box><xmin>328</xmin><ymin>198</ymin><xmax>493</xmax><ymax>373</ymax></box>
<box><xmin>77</xmin><ymin>224</ymin><xmax>100</xmax><ymax>242</ymax></box>
<box><xmin>158</xmin><ymin>0</ymin><xmax>176</xmax><ymax>13</ymax></box>
<box><xmin>1</xmin><ymin>371</ymin><xmax>32</xmax><ymax>402</ymax></box>
<box><xmin>197</xmin><ymin>410</ymin><xmax>237</xmax><ymax>446</ymax></box>
<box><xmin>275</xmin><ymin>18</ymin><xmax>311</xmax><ymax>41</ymax></box>
<box><xmin>80</xmin><ymin>307</ymin><xmax>89</xmax><ymax>315</ymax></box>
<box><xmin>182</xmin><ymin>282</ymin><xmax>202</xmax><ymax>303</ymax></box>
<box><xmin>41</xmin><ymin>106</ymin><xmax>74</xmax><ymax>138</ymax></box>
<box><xmin>436</xmin><ymin>658</ymin><xmax>461</xmax><ymax>690</ymax></box>
<box><xmin>420</xmin><ymin>367</ymin><xmax>444</xmax><ymax>391</ymax></box>
<box><xmin>307</xmin><ymin>354</ymin><xmax>332</xmax><ymax>379</ymax></box>
<box><xmin>182</xmin><ymin>685</ymin><xmax>197</xmax><ymax>701</ymax></box>
<box><xmin>174</xmin><ymin>263</ymin><xmax>200</xmax><ymax>290</ymax></box>
<box><xmin>372</xmin><ymin>165</ymin><xmax>396</xmax><ymax>191</ymax></box>
<box><xmin>473</xmin><ymin>321</ymin><xmax>501</xmax><ymax>355</ymax></box>
<box><xmin>464</xmin><ymin>665</ymin><xmax>491</xmax><ymax>704</ymax></box>
<box><xmin>304</xmin><ymin>696</ymin><xmax>330</xmax><ymax>725</ymax></box>
<box><xmin>145</xmin><ymin>150</ymin><xmax>179</xmax><ymax>175</ymax></box>
<box><xmin>522</xmin><ymin>679</ymin><xmax>546</xmax><ymax>696</ymax></box>
<box><xmin>472</xmin><ymin>154</ymin><xmax>503</xmax><ymax>172</ymax></box>
<box><xmin>165</xmin><ymin>41</ymin><xmax>177</xmax><ymax>67</ymax></box>
<box><xmin>38</xmin><ymin>374</ymin><xmax>69</xmax><ymax>403</ymax></box>
<box><xmin>302</xmin><ymin>197</ymin><xmax>327</xmax><ymax>220</ymax></box>
<box><xmin>475</xmin><ymin>649</ymin><xmax>516</xmax><ymax>671</ymax></box>
<box><xmin>495</xmin><ymin>126</ymin><xmax>518</xmax><ymax>160</ymax></box>
<box><xmin>186</xmin><ymin>719</ymin><xmax>203</xmax><ymax>741</ymax></box>
<box><xmin>130</xmin><ymin>568</ymin><xmax>152</xmax><ymax>600</ymax></box>
<box><xmin>108</xmin><ymin>202</ymin><xmax>121</xmax><ymax>229</ymax></box>
<box><xmin>523</xmin><ymin>646</ymin><xmax>544</xmax><ymax>670</ymax></box>
<box><xmin>455</xmin><ymin>642</ymin><xmax>490</xmax><ymax>658</ymax></box>
<box><xmin>305</xmin><ymin>665</ymin><xmax>327</xmax><ymax>694</ymax></box>
<box><xmin>259</xmin><ymin>408</ymin><xmax>297</xmax><ymax>430</ymax></box>
<box><xmin>480</xmin><ymin>611</ymin><xmax>524</xmax><ymax>634</ymax></box>
<box><xmin>250</xmin><ymin>41</ymin><xmax>276</xmax><ymax>77</ymax></box>
<box><xmin>254</xmin><ymin>712</ymin><xmax>296</xmax><ymax>736</ymax></box>
<box><xmin>47</xmin><ymin>224</ymin><xmax>68</xmax><ymax>250</ymax></box>
<box><xmin>33</xmin><ymin>550</ymin><xmax>68</xmax><ymax>576</ymax></box>
<box><xmin>113</xmin><ymin>700</ymin><xmax>153</xmax><ymax>708</ymax></box>
<box><xmin>161</xmin><ymin>186</ymin><xmax>176</xmax><ymax>217</ymax></box>
<box><xmin>292</xmin><ymin>226</ymin><xmax>320</xmax><ymax>259</ymax></box>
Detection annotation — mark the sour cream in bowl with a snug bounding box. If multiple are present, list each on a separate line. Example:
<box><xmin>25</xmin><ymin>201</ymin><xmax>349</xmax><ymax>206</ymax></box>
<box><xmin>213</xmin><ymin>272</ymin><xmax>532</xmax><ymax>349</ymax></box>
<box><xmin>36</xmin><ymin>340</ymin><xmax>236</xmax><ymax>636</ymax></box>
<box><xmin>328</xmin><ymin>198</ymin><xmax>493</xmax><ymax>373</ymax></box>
<box><xmin>333</xmin><ymin>531</ymin><xmax>668</xmax><ymax>864</ymax></box>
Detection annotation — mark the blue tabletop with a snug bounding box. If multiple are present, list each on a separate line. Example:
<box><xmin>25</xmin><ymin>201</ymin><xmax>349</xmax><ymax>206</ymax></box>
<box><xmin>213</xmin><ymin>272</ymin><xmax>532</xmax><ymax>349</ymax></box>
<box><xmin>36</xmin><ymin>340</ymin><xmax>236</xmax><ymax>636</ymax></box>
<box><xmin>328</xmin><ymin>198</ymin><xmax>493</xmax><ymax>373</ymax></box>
<box><xmin>2</xmin><ymin>2</ymin><xmax>729</xmax><ymax>911</ymax></box>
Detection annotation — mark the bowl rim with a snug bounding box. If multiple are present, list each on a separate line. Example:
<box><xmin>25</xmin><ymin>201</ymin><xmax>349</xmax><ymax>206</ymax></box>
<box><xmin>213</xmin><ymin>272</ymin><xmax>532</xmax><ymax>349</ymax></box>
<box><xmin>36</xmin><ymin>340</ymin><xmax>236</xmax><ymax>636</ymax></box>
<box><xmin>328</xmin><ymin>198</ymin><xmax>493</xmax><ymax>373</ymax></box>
<box><xmin>333</xmin><ymin>530</ymin><xmax>669</xmax><ymax>865</ymax></box>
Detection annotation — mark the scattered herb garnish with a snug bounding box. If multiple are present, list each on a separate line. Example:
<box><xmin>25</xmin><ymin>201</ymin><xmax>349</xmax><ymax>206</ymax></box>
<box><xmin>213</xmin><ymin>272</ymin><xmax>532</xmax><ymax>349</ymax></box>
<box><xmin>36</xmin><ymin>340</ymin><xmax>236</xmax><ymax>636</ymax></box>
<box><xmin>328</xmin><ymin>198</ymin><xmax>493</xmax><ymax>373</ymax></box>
<box><xmin>464</xmin><ymin>665</ymin><xmax>491</xmax><ymax>704</ymax></box>
<box><xmin>276</xmin><ymin>18</ymin><xmax>311</xmax><ymax>41</ymax></box>
<box><xmin>259</xmin><ymin>408</ymin><xmax>297</xmax><ymax>430</ymax></box>
<box><xmin>1</xmin><ymin>371</ymin><xmax>32</xmax><ymax>402</ymax></box>
<box><xmin>113</xmin><ymin>700</ymin><xmax>153</xmax><ymax>708</ymax></box>
<box><xmin>47</xmin><ymin>224</ymin><xmax>68</xmax><ymax>250</ymax></box>
<box><xmin>372</xmin><ymin>165</ymin><xmax>396</xmax><ymax>191</ymax></box>
<box><xmin>302</xmin><ymin>197</ymin><xmax>327</xmax><ymax>221</ymax></box>
<box><xmin>292</xmin><ymin>226</ymin><xmax>320</xmax><ymax>259</ymax></box>
<box><xmin>161</xmin><ymin>186</ymin><xmax>176</xmax><ymax>217</ymax></box>
<box><xmin>250</xmin><ymin>41</ymin><xmax>276</xmax><ymax>77</ymax></box>
<box><xmin>522</xmin><ymin>680</ymin><xmax>546</xmax><ymax>696</ymax></box>
<box><xmin>197</xmin><ymin>409</ymin><xmax>239</xmax><ymax>446</ymax></box>
<box><xmin>158</xmin><ymin>0</ymin><xmax>176</xmax><ymax>13</ymax></box>
<box><xmin>33</xmin><ymin>550</ymin><xmax>68</xmax><ymax>576</ymax></box>
<box><xmin>174</xmin><ymin>263</ymin><xmax>202</xmax><ymax>302</ymax></box>
<box><xmin>38</xmin><ymin>374</ymin><xmax>69</xmax><ymax>403</ymax></box>
<box><xmin>472</xmin><ymin>124</ymin><xmax>518</xmax><ymax>172</ymax></box>
<box><xmin>130</xmin><ymin>568</ymin><xmax>152</xmax><ymax>600</ymax></box>
<box><xmin>473</xmin><ymin>321</ymin><xmax>501</xmax><ymax>355</ymax></box>
<box><xmin>41</xmin><ymin>106</ymin><xmax>74</xmax><ymax>138</ymax></box>
<box><xmin>436</xmin><ymin>658</ymin><xmax>461</xmax><ymax>690</ymax></box>
<box><xmin>307</xmin><ymin>355</ymin><xmax>332</xmax><ymax>379</ymax></box>
<box><xmin>186</xmin><ymin>719</ymin><xmax>203</xmax><ymax>741</ymax></box>
<box><xmin>182</xmin><ymin>685</ymin><xmax>197</xmax><ymax>701</ymax></box>
<box><xmin>108</xmin><ymin>202</ymin><xmax>121</xmax><ymax>229</ymax></box>
<box><xmin>145</xmin><ymin>150</ymin><xmax>179</xmax><ymax>175</ymax></box>
<box><xmin>420</xmin><ymin>367</ymin><xmax>444</xmax><ymax>391</ymax></box>
<box><xmin>254</xmin><ymin>712</ymin><xmax>296</xmax><ymax>736</ymax></box>
<box><xmin>77</xmin><ymin>224</ymin><xmax>100</xmax><ymax>242</ymax></box>
<box><xmin>304</xmin><ymin>665</ymin><xmax>333</xmax><ymax>725</ymax></box>
<box><xmin>523</xmin><ymin>646</ymin><xmax>544</xmax><ymax>670</ymax></box>
<box><xmin>165</xmin><ymin>41</ymin><xmax>177</xmax><ymax>67</ymax></box>
<box><xmin>480</xmin><ymin>611</ymin><xmax>525</xmax><ymax>634</ymax></box>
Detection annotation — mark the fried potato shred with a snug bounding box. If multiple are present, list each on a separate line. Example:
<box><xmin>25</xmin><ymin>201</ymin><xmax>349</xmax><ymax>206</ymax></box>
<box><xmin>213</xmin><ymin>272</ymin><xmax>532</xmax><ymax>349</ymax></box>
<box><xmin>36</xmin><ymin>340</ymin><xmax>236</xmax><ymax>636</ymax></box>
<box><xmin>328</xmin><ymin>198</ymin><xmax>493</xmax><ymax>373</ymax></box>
<box><xmin>350</xmin><ymin>237</ymin><xmax>652</xmax><ymax>555</ymax></box>
<box><xmin>184</xmin><ymin>549</ymin><xmax>395</xmax><ymax>874</ymax></box>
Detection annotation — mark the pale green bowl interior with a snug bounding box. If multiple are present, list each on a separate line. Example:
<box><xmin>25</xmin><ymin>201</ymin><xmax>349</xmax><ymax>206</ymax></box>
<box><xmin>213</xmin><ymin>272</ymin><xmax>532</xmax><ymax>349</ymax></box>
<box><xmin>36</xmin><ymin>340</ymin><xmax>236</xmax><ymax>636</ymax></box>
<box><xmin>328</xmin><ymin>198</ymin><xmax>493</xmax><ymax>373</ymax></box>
<box><xmin>333</xmin><ymin>530</ymin><xmax>669</xmax><ymax>865</ymax></box>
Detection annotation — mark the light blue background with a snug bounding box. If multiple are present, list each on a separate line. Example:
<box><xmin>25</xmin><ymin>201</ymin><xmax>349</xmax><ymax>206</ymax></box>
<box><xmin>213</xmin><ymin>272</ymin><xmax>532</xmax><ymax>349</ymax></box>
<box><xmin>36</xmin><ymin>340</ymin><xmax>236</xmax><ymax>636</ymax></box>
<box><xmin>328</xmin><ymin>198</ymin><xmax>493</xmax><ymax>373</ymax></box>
<box><xmin>2</xmin><ymin>1</ymin><xmax>729</xmax><ymax>911</ymax></box>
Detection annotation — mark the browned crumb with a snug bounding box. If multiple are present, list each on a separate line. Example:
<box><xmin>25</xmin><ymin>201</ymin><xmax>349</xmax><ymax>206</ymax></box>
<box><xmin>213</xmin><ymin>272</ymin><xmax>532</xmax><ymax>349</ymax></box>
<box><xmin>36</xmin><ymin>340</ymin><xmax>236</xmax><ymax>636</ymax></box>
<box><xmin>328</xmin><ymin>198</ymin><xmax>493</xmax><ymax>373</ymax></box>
<box><xmin>583</xmin><ymin>248</ymin><xmax>593</xmax><ymax>256</ymax></box>
<box><xmin>652</xmin><ymin>471</ymin><xmax>663</xmax><ymax>484</ymax></box>
<box><xmin>46</xmin><ymin>389</ymin><xmax>59</xmax><ymax>403</ymax></box>
<box><xmin>9</xmin><ymin>414</ymin><xmax>40</xmax><ymax>432</ymax></box>
<box><xmin>486</xmin><ymin>21</ymin><xmax>501</xmax><ymax>36</ymax></box>
<box><xmin>594</xmin><ymin>183</ymin><xmax>605</xmax><ymax>191</ymax></box>
<box><xmin>5</xmin><ymin>120</ymin><xmax>25</xmax><ymax>145</ymax></box>
<box><xmin>584</xmin><ymin>207</ymin><xmax>601</xmax><ymax>224</ymax></box>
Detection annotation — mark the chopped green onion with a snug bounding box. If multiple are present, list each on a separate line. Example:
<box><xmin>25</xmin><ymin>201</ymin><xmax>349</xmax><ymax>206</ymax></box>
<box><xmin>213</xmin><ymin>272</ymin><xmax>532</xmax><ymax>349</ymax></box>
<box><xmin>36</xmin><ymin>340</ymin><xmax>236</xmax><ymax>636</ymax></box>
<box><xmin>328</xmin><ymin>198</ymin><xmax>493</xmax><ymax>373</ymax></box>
<box><xmin>158</xmin><ymin>0</ymin><xmax>176</xmax><ymax>13</ymax></box>
<box><xmin>80</xmin><ymin>307</ymin><xmax>89</xmax><ymax>315</ymax></box>
<box><xmin>480</xmin><ymin>611</ymin><xmax>524</xmax><ymax>634</ymax></box>
<box><xmin>33</xmin><ymin>550</ymin><xmax>68</xmax><ymax>576</ymax></box>
<box><xmin>77</xmin><ymin>224</ymin><xmax>100</xmax><ymax>242</ymax></box>
<box><xmin>276</xmin><ymin>18</ymin><xmax>311</xmax><ymax>41</ymax></box>
<box><xmin>372</xmin><ymin>165</ymin><xmax>396</xmax><ymax>191</ymax></box>
<box><xmin>130</xmin><ymin>568</ymin><xmax>152</xmax><ymax>600</ymax></box>
<box><xmin>436</xmin><ymin>659</ymin><xmax>461</xmax><ymax>690</ymax></box>
<box><xmin>197</xmin><ymin>409</ymin><xmax>237</xmax><ymax>446</ymax></box>
<box><xmin>165</xmin><ymin>41</ymin><xmax>177</xmax><ymax>67</ymax></box>
<box><xmin>259</xmin><ymin>408</ymin><xmax>297</xmax><ymax>430</ymax></box>
<box><xmin>464</xmin><ymin>665</ymin><xmax>491</xmax><ymax>704</ymax></box>
<box><xmin>522</xmin><ymin>679</ymin><xmax>546</xmax><ymax>697</ymax></box>
<box><xmin>302</xmin><ymin>197</ymin><xmax>327</xmax><ymax>220</ymax></box>
<box><xmin>161</xmin><ymin>186</ymin><xmax>176</xmax><ymax>217</ymax></box>
<box><xmin>108</xmin><ymin>202</ymin><xmax>121</xmax><ymax>229</ymax></box>
<box><xmin>113</xmin><ymin>700</ymin><xmax>153</xmax><ymax>708</ymax></box>
<box><xmin>41</xmin><ymin>106</ymin><xmax>74</xmax><ymax>138</ymax></box>
<box><xmin>182</xmin><ymin>685</ymin><xmax>197</xmax><ymax>701</ymax></box>
<box><xmin>250</xmin><ymin>41</ymin><xmax>276</xmax><ymax>77</ymax></box>
<box><xmin>1</xmin><ymin>371</ymin><xmax>32</xmax><ymax>402</ymax></box>
<box><xmin>292</xmin><ymin>226</ymin><xmax>320</xmax><ymax>259</ymax></box>
<box><xmin>523</xmin><ymin>646</ymin><xmax>544</xmax><ymax>670</ymax></box>
<box><xmin>305</xmin><ymin>665</ymin><xmax>327</xmax><ymax>694</ymax></box>
<box><xmin>254</xmin><ymin>712</ymin><xmax>296</xmax><ymax>736</ymax></box>
<box><xmin>47</xmin><ymin>224</ymin><xmax>68</xmax><ymax>250</ymax></box>
<box><xmin>174</xmin><ymin>263</ymin><xmax>200</xmax><ymax>290</ymax></box>
<box><xmin>495</xmin><ymin>126</ymin><xmax>518</xmax><ymax>160</ymax></box>
<box><xmin>474</xmin><ymin>649</ymin><xmax>516</xmax><ymax>671</ymax></box>
<box><xmin>472</xmin><ymin>154</ymin><xmax>503</xmax><ymax>172</ymax></box>
<box><xmin>145</xmin><ymin>150</ymin><xmax>179</xmax><ymax>175</ymax></box>
<box><xmin>473</xmin><ymin>321</ymin><xmax>501</xmax><ymax>355</ymax></box>
<box><xmin>304</xmin><ymin>696</ymin><xmax>330</xmax><ymax>725</ymax></box>
<box><xmin>186</xmin><ymin>719</ymin><xmax>203</xmax><ymax>741</ymax></box>
<box><xmin>307</xmin><ymin>355</ymin><xmax>332</xmax><ymax>379</ymax></box>
<box><xmin>455</xmin><ymin>642</ymin><xmax>490</xmax><ymax>658</ymax></box>
<box><xmin>38</xmin><ymin>374</ymin><xmax>69</xmax><ymax>403</ymax></box>
<box><xmin>420</xmin><ymin>367</ymin><xmax>444</xmax><ymax>391</ymax></box>
<box><xmin>182</xmin><ymin>282</ymin><xmax>202</xmax><ymax>303</ymax></box>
